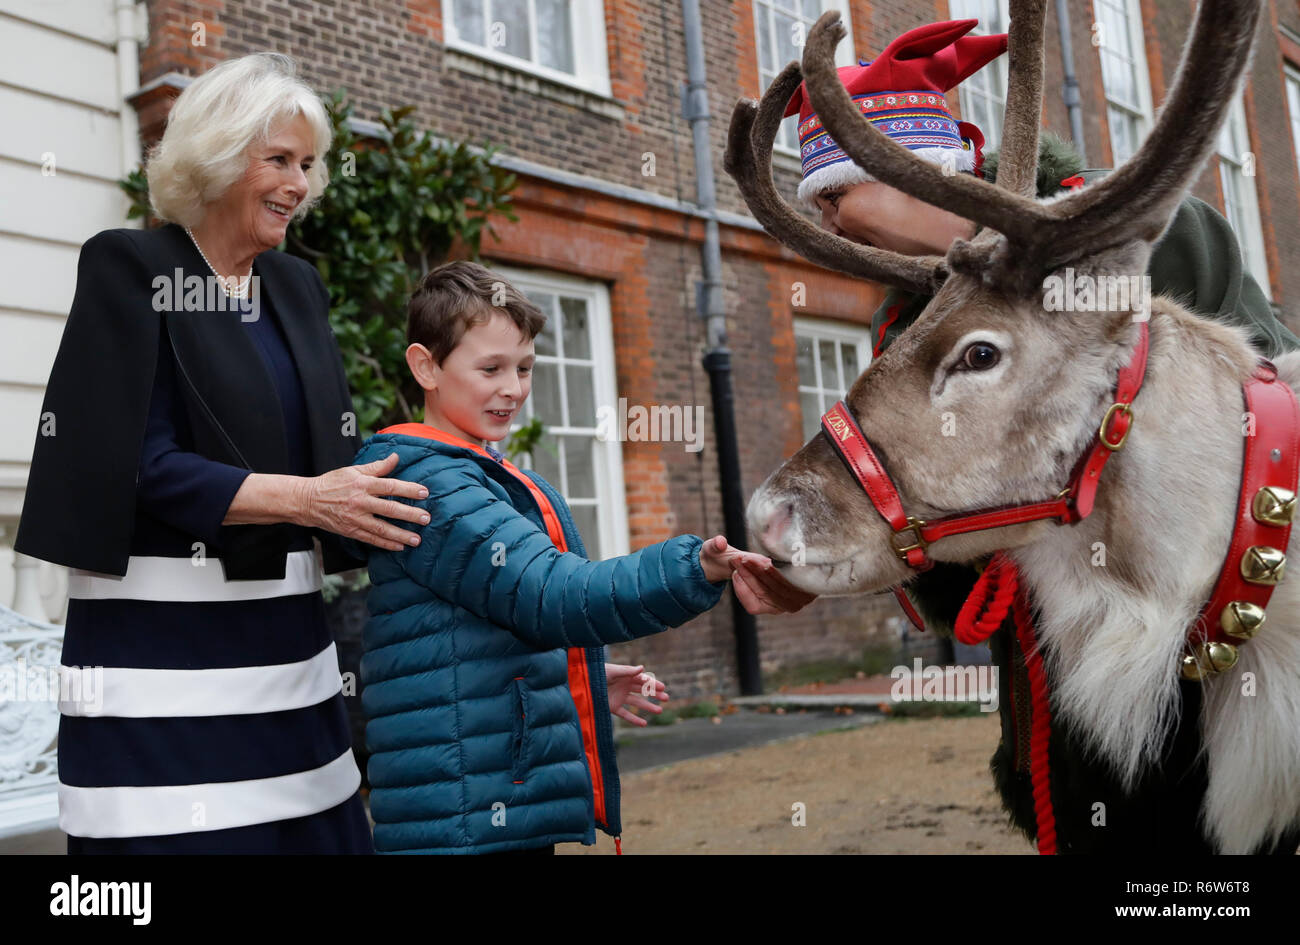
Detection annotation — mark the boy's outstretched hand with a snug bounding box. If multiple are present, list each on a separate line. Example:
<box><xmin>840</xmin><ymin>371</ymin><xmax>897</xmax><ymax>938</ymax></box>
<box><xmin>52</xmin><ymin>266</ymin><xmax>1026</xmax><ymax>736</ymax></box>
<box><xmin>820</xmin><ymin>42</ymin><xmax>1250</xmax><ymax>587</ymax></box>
<box><xmin>698</xmin><ymin>535</ymin><xmax>817</xmax><ymax>615</ymax></box>
<box><xmin>606</xmin><ymin>663</ymin><xmax>668</xmax><ymax>726</ymax></box>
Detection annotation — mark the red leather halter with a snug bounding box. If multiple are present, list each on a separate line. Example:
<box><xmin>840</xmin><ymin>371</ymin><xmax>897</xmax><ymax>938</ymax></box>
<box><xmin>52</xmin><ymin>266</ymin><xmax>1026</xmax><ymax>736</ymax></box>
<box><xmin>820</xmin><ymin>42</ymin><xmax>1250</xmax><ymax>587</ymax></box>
<box><xmin>820</xmin><ymin>322</ymin><xmax>1149</xmax><ymax>572</ymax></box>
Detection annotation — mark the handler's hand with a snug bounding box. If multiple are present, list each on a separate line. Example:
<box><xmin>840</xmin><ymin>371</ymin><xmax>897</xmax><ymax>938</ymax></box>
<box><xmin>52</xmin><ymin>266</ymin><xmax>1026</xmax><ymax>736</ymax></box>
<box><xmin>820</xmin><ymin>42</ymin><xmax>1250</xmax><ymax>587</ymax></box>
<box><xmin>732</xmin><ymin>556</ymin><xmax>817</xmax><ymax>615</ymax></box>
<box><xmin>300</xmin><ymin>453</ymin><xmax>431</xmax><ymax>552</ymax></box>
<box><xmin>698</xmin><ymin>535</ymin><xmax>815</xmax><ymax>615</ymax></box>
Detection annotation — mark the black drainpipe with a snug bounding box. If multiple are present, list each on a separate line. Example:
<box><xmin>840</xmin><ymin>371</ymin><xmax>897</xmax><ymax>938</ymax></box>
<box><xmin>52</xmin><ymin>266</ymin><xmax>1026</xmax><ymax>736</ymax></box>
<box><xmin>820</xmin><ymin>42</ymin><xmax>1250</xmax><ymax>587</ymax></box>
<box><xmin>681</xmin><ymin>0</ymin><xmax>762</xmax><ymax>695</ymax></box>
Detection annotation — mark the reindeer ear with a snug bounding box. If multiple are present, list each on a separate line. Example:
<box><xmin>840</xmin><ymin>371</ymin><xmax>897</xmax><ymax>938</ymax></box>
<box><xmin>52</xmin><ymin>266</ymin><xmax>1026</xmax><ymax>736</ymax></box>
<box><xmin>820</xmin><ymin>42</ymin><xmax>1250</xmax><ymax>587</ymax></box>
<box><xmin>1038</xmin><ymin>241</ymin><xmax>1155</xmax><ymax>335</ymax></box>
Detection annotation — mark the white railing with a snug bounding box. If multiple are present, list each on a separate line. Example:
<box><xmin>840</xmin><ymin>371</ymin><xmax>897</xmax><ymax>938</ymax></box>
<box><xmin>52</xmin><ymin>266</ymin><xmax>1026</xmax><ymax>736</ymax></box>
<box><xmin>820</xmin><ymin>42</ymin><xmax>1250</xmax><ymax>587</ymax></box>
<box><xmin>0</xmin><ymin>531</ymin><xmax>65</xmax><ymax>837</ymax></box>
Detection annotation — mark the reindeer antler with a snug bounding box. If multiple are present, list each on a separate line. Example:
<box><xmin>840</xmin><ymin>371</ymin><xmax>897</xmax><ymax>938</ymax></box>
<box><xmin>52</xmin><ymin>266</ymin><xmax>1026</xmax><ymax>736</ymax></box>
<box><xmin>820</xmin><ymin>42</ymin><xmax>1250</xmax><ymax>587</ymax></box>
<box><xmin>723</xmin><ymin>62</ymin><xmax>948</xmax><ymax>296</ymax></box>
<box><xmin>989</xmin><ymin>0</ymin><xmax>1045</xmax><ymax>201</ymax></box>
<box><xmin>1033</xmin><ymin>0</ymin><xmax>1264</xmax><ymax>262</ymax></box>
<box><xmin>802</xmin><ymin>0</ymin><xmax>1265</xmax><ymax>285</ymax></box>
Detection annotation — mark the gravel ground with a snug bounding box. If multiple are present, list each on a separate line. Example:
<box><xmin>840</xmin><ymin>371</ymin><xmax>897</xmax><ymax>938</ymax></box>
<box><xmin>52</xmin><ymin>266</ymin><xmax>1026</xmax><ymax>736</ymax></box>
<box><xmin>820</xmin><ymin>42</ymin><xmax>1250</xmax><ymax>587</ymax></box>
<box><xmin>564</xmin><ymin>712</ymin><xmax>1035</xmax><ymax>854</ymax></box>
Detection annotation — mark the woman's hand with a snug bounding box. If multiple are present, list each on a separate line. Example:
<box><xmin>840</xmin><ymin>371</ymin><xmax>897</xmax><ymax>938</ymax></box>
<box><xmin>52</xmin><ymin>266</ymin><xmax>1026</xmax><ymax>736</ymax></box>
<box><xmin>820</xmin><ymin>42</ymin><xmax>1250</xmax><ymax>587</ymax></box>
<box><xmin>605</xmin><ymin>663</ymin><xmax>669</xmax><ymax>726</ymax></box>
<box><xmin>295</xmin><ymin>453</ymin><xmax>432</xmax><ymax>552</ymax></box>
<box><xmin>223</xmin><ymin>453</ymin><xmax>432</xmax><ymax>551</ymax></box>
<box><xmin>698</xmin><ymin>535</ymin><xmax>817</xmax><ymax>615</ymax></box>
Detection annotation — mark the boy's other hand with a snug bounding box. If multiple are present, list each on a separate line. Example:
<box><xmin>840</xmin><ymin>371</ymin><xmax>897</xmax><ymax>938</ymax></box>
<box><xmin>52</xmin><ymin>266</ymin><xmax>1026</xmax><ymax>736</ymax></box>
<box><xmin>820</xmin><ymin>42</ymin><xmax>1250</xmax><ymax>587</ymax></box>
<box><xmin>298</xmin><ymin>452</ymin><xmax>433</xmax><ymax>552</ymax></box>
<box><xmin>606</xmin><ymin>663</ymin><xmax>669</xmax><ymax>726</ymax></box>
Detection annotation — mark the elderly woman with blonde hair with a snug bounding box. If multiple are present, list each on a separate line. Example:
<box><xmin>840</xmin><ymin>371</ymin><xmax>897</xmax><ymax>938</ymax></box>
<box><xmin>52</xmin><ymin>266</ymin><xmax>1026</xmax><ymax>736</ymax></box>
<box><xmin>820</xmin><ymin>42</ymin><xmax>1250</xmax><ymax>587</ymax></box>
<box><xmin>15</xmin><ymin>53</ymin><xmax>427</xmax><ymax>853</ymax></box>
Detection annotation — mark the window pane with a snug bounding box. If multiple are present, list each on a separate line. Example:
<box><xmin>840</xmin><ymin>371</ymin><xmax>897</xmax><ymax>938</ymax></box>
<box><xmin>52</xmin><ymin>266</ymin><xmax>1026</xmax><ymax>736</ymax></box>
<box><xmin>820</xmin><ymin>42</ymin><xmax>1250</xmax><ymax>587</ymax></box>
<box><xmin>569</xmin><ymin>503</ymin><xmax>601</xmax><ymax>558</ymax></box>
<box><xmin>818</xmin><ymin>339</ymin><xmax>837</xmax><ymax>392</ymax></box>
<box><xmin>529</xmin><ymin>436</ymin><xmax>561</xmax><ymax>485</ymax></box>
<box><xmin>563</xmin><ymin>436</ymin><xmax>596</xmax><ymax>499</ymax></box>
<box><xmin>1101</xmin><ymin>50</ymin><xmax>1136</xmax><ymax>110</ymax></box>
<box><xmin>531</xmin><ymin>361</ymin><xmax>563</xmax><ymax>425</ymax></box>
<box><xmin>775</xmin><ymin>12</ymin><xmax>799</xmax><ymax>69</ymax></box>
<box><xmin>1288</xmin><ymin>75</ymin><xmax>1300</xmax><ymax>180</ymax></box>
<box><xmin>454</xmin><ymin>0</ymin><xmax>485</xmax><ymax>45</ymax></box>
<box><xmin>537</xmin><ymin>0</ymin><xmax>574</xmax><ymax>73</ymax></box>
<box><xmin>491</xmin><ymin>0</ymin><xmax>531</xmax><ymax>59</ymax></box>
<box><xmin>565</xmin><ymin>364</ymin><xmax>596</xmax><ymax>427</ymax></box>
<box><xmin>795</xmin><ymin>334</ymin><xmax>815</xmax><ymax>385</ymax></box>
<box><xmin>778</xmin><ymin>114</ymin><xmax>799</xmax><ymax>152</ymax></box>
<box><xmin>952</xmin><ymin>3</ymin><xmax>1008</xmax><ymax>152</ymax></box>
<box><xmin>800</xmin><ymin>391</ymin><xmax>822</xmax><ymax>442</ymax></box>
<box><xmin>1219</xmin><ymin>164</ymin><xmax>1242</xmax><ymax>234</ymax></box>
<box><xmin>561</xmin><ymin>296</ymin><xmax>590</xmax><ymax>358</ymax></box>
<box><xmin>757</xmin><ymin>5</ymin><xmax>774</xmax><ymax>74</ymax></box>
<box><xmin>841</xmin><ymin>343</ymin><xmax>859</xmax><ymax>383</ymax></box>
<box><xmin>1109</xmin><ymin>105</ymin><xmax>1135</xmax><ymax>166</ymax></box>
<box><xmin>531</xmin><ymin>295</ymin><xmax>558</xmax><ymax>357</ymax></box>
<box><xmin>801</xmin><ymin>0</ymin><xmax>820</xmax><ymax>20</ymax></box>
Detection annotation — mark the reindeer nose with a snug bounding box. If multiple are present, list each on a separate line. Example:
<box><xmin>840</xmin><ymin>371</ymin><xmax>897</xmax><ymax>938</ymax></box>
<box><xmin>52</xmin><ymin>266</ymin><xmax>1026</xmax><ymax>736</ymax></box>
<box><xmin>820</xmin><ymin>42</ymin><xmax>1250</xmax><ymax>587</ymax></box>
<box><xmin>762</xmin><ymin>501</ymin><xmax>793</xmax><ymax>547</ymax></box>
<box><xmin>748</xmin><ymin>491</ymin><xmax>798</xmax><ymax>559</ymax></box>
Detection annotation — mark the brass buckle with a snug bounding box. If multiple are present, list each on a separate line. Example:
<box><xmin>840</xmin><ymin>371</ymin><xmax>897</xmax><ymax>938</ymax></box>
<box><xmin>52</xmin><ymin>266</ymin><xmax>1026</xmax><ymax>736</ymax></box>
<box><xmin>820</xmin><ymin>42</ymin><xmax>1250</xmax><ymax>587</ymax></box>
<box><xmin>1099</xmin><ymin>402</ymin><xmax>1133</xmax><ymax>450</ymax></box>
<box><xmin>890</xmin><ymin>516</ymin><xmax>929</xmax><ymax>560</ymax></box>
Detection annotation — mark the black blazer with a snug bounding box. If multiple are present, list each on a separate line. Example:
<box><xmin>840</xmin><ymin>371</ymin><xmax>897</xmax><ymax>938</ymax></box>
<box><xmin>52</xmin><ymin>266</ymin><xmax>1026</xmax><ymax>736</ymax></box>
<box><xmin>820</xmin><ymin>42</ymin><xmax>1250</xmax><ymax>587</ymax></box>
<box><xmin>15</xmin><ymin>222</ymin><xmax>366</xmax><ymax>580</ymax></box>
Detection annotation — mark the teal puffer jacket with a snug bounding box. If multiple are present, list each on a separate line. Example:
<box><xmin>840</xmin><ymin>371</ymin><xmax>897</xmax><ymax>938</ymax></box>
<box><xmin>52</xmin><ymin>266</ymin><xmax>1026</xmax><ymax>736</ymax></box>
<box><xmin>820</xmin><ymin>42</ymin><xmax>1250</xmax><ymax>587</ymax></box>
<box><xmin>352</xmin><ymin>425</ymin><xmax>726</xmax><ymax>853</ymax></box>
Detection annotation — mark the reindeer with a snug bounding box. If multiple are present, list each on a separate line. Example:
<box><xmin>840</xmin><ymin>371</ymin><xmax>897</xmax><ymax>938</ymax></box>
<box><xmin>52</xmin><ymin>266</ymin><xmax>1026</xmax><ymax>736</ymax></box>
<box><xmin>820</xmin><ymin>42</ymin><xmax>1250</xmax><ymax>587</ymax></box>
<box><xmin>731</xmin><ymin>0</ymin><xmax>1300</xmax><ymax>854</ymax></box>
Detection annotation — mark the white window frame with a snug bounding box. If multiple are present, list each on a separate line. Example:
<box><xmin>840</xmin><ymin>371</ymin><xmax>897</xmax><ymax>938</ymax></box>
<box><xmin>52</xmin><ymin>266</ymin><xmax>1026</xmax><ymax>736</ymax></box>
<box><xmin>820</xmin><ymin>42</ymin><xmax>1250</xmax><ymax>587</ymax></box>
<box><xmin>490</xmin><ymin>264</ymin><xmax>630</xmax><ymax>559</ymax></box>
<box><xmin>1217</xmin><ymin>92</ymin><xmax>1272</xmax><ymax>301</ymax></box>
<box><xmin>1094</xmin><ymin>0</ymin><xmax>1154</xmax><ymax>167</ymax></box>
<box><xmin>793</xmin><ymin>317</ymin><xmax>871</xmax><ymax>442</ymax></box>
<box><xmin>949</xmin><ymin>0</ymin><xmax>1011</xmax><ymax>153</ymax></box>
<box><xmin>442</xmin><ymin>0</ymin><xmax>612</xmax><ymax>97</ymax></box>
<box><xmin>754</xmin><ymin>0</ymin><xmax>856</xmax><ymax>157</ymax></box>
<box><xmin>1284</xmin><ymin>65</ymin><xmax>1300</xmax><ymax>190</ymax></box>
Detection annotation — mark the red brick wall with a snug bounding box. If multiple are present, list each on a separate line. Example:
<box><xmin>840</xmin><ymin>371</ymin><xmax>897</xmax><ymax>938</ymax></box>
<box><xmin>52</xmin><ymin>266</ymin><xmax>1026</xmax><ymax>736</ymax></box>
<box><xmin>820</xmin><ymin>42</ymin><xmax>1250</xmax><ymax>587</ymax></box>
<box><xmin>134</xmin><ymin>0</ymin><xmax>1300</xmax><ymax>697</ymax></box>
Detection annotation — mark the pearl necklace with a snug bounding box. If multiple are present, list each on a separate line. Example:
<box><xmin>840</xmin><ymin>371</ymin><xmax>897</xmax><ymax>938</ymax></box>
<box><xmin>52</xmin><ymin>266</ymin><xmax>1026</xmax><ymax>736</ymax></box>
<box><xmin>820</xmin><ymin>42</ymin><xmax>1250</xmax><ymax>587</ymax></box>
<box><xmin>184</xmin><ymin>226</ymin><xmax>254</xmax><ymax>298</ymax></box>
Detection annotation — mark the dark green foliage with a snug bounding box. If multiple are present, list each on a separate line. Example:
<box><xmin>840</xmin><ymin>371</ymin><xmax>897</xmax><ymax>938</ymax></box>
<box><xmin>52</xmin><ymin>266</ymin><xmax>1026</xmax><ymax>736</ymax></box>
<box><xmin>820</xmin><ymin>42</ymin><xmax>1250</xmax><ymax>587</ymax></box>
<box><xmin>289</xmin><ymin>92</ymin><xmax>519</xmax><ymax>436</ymax></box>
<box><xmin>981</xmin><ymin>131</ymin><xmax>1086</xmax><ymax>199</ymax></box>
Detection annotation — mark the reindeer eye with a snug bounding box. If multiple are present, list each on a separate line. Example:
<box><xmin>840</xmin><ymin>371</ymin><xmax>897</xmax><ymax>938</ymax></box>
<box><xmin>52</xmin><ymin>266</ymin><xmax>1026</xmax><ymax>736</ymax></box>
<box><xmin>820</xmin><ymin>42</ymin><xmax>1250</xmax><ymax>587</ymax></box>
<box><xmin>959</xmin><ymin>342</ymin><xmax>1001</xmax><ymax>371</ymax></box>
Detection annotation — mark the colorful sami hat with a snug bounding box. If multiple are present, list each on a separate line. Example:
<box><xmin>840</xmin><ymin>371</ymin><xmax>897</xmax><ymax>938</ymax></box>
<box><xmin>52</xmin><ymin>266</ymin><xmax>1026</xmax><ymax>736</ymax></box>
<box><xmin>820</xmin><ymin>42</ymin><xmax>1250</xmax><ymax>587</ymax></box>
<box><xmin>785</xmin><ymin>18</ymin><xmax>1008</xmax><ymax>208</ymax></box>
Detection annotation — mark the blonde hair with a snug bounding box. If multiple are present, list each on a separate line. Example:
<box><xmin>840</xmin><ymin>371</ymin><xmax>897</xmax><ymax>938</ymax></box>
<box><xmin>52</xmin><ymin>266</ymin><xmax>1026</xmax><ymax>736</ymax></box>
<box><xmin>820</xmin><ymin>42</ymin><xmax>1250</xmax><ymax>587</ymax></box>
<box><xmin>146</xmin><ymin>53</ymin><xmax>332</xmax><ymax>227</ymax></box>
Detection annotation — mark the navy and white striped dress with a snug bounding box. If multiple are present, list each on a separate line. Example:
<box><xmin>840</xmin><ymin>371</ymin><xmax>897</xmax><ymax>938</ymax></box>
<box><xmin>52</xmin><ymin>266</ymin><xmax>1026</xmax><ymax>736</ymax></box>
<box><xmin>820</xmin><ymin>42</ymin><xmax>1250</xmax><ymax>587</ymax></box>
<box><xmin>56</xmin><ymin>287</ymin><xmax>372</xmax><ymax>853</ymax></box>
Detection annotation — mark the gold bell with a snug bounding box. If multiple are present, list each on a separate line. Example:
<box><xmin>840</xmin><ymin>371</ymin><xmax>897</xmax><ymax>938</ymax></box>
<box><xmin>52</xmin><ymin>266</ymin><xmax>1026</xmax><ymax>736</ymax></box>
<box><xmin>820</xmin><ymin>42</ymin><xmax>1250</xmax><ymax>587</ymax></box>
<box><xmin>1240</xmin><ymin>546</ymin><xmax>1286</xmax><ymax>585</ymax></box>
<box><xmin>1180</xmin><ymin>642</ymin><xmax>1240</xmax><ymax>680</ymax></box>
<box><xmin>1204</xmin><ymin>641</ymin><xmax>1239</xmax><ymax>673</ymax></box>
<box><xmin>1220</xmin><ymin>601</ymin><xmax>1266</xmax><ymax>640</ymax></box>
<box><xmin>1252</xmin><ymin>486</ymin><xmax>1297</xmax><ymax>527</ymax></box>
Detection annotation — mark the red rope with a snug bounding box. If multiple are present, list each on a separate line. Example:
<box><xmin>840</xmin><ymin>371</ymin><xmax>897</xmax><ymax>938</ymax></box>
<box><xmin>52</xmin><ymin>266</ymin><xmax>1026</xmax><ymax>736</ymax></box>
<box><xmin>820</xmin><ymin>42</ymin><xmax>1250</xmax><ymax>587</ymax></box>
<box><xmin>954</xmin><ymin>554</ymin><xmax>1017</xmax><ymax>645</ymax></box>
<box><xmin>954</xmin><ymin>552</ymin><xmax>1058</xmax><ymax>854</ymax></box>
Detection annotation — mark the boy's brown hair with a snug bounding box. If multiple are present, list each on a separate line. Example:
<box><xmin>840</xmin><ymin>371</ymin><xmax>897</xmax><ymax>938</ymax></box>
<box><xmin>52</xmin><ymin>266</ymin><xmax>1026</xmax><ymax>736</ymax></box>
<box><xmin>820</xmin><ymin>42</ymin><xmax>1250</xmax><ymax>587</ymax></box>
<box><xmin>407</xmin><ymin>260</ymin><xmax>546</xmax><ymax>363</ymax></box>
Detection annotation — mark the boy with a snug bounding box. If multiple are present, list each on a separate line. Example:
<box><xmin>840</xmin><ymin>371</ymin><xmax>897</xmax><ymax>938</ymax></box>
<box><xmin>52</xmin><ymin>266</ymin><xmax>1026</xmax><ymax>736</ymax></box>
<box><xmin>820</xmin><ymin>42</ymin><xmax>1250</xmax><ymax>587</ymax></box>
<box><xmin>350</xmin><ymin>260</ymin><xmax>806</xmax><ymax>854</ymax></box>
